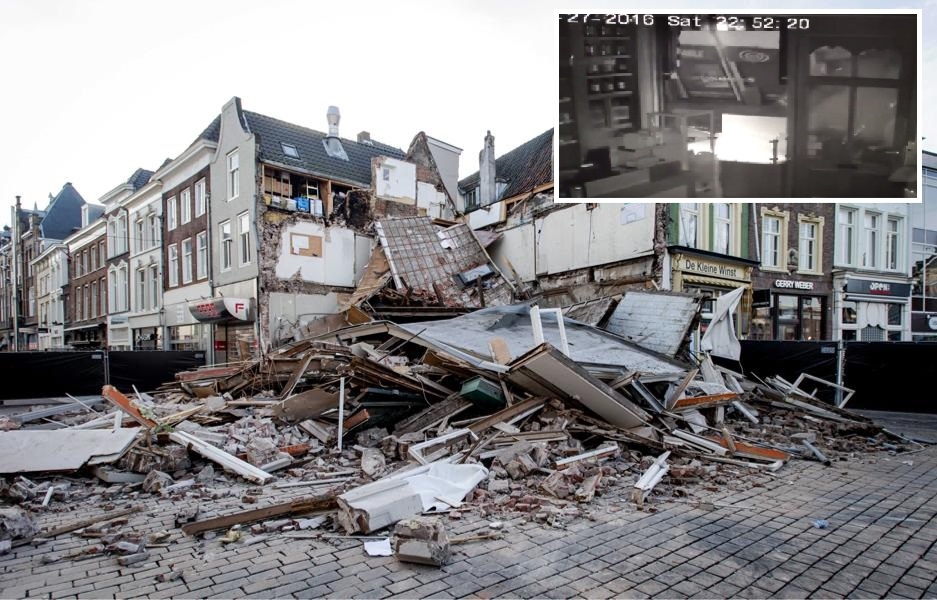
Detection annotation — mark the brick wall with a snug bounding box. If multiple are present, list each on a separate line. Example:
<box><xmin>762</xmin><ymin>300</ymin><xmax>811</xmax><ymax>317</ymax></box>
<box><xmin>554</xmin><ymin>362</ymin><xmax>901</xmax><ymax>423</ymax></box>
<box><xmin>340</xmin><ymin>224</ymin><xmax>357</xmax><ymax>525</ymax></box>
<box><xmin>163</xmin><ymin>166</ymin><xmax>211</xmax><ymax>291</ymax></box>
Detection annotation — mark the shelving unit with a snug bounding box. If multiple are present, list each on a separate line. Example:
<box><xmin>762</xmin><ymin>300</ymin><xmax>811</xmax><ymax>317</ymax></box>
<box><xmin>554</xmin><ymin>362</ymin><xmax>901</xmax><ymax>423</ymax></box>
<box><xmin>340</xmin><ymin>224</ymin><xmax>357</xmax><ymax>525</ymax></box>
<box><xmin>559</xmin><ymin>19</ymin><xmax>581</xmax><ymax>170</ymax></box>
<box><xmin>566</xmin><ymin>21</ymin><xmax>642</xmax><ymax>153</ymax></box>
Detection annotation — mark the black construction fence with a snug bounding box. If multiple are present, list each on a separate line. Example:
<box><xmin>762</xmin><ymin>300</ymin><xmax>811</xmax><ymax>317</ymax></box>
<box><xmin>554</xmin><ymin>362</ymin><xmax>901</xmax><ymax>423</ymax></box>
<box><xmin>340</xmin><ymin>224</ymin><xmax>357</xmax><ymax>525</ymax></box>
<box><xmin>0</xmin><ymin>350</ymin><xmax>206</xmax><ymax>401</ymax></box>
<box><xmin>714</xmin><ymin>341</ymin><xmax>937</xmax><ymax>413</ymax></box>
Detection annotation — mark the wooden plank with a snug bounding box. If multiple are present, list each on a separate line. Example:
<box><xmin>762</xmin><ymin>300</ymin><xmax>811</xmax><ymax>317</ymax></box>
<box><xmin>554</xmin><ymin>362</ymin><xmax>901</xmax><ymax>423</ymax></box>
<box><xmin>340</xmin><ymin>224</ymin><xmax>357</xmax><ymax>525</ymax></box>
<box><xmin>101</xmin><ymin>386</ymin><xmax>157</xmax><ymax>428</ymax></box>
<box><xmin>469</xmin><ymin>396</ymin><xmax>546</xmax><ymax>435</ymax></box>
<box><xmin>672</xmin><ymin>393</ymin><xmax>738</xmax><ymax>411</ymax></box>
<box><xmin>181</xmin><ymin>494</ymin><xmax>337</xmax><ymax>536</ymax></box>
<box><xmin>665</xmin><ymin>369</ymin><xmax>699</xmax><ymax>410</ymax></box>
<box><xmin>554</xmin><ymin>444</ymin><xmax>619</xmax><ymax>470</ymax></box>
<box><xmin>15</xmin><ymin>505</ymin><xmax>143</xmax><ymax>547</ymax></box>
<box><xmin>271</xmin><ymin>388</ymin><xmax>339</xmax><ymax>424</ymax></box>
<box><xmin>279</xmin><ymin>354</ymin><xmax>315</xmax><ymax>400</ymax></box>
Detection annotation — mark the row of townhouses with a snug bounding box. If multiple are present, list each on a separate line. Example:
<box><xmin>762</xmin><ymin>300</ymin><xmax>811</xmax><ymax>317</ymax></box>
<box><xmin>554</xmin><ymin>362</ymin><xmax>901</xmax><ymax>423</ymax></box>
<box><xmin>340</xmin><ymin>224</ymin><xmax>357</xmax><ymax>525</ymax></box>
<box><xmin>1</xmin><ymin>99</ymin><xmax>935</xmax><ymax>361</ymax></box>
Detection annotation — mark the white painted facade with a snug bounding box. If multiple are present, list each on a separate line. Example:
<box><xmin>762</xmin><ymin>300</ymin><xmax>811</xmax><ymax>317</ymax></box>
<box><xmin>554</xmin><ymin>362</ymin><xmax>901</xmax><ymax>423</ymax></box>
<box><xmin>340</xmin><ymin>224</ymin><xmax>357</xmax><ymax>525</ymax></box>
<box><xmin>375</xmin><ymin>157</ymin><xmax>416</xmax><ymax>203</ymax></box>
<box><xmin>490</xmin><ymin>203</ymin><xmax>655</xmax><ymax>282</ymax></box>
<box><xmin>31</xmin><ymin>243</ymin><xmax>68</xmax><ymax>350</ymax></box>
<box><xmin>832</xmin><ymin>202</ymin><xmax>913</xmax><ymax>341</ymax></box>
<box><xmin>126</xmin><ymin>182</ymin><xmax>164</xmax><ymax>348</ymax></box>
<box><xmin>468</xmin><ymin>202</ymin><xmax>504</xmax><ymax>230</ymax></box>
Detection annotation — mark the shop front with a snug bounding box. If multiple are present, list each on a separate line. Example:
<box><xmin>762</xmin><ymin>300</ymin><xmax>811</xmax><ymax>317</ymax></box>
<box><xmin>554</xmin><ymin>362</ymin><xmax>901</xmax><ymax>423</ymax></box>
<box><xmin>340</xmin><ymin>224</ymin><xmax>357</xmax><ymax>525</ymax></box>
<box><xmin>749</xmin><ymin>278</ymin><xmax>833</xmax><ymax>341</ymax></box>
<box><xmin>670</xmin><ymin>251</ymin><xmax>756</xmax><ymax>352</ymax></box>
<box><xmin>833</xmin><ymin>273</ymin><xmax>912</xmax><ymax>341</ymax></box>
<box><xmin>188</xmin><ymin>297</ymin><xmax>256</xmax><ymax>364</ymax></box>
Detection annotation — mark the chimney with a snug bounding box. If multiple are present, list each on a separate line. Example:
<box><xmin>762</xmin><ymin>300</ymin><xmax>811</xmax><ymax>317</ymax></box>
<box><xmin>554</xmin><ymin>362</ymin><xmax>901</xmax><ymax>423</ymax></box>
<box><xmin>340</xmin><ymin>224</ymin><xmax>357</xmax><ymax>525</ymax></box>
<box><xmin>326</xmin><ymin>106</ymin><xmax>341</xmax><ymax>138</ymax></box>
<box><xmin>478</xmin><ymin>130</ymin><xmax>496</xmax><ymax>207</ymax></box>
<box><xmin>357</xmin><ymin>131</ymin><xmax>372</xmax><ymax>145</ymax></box>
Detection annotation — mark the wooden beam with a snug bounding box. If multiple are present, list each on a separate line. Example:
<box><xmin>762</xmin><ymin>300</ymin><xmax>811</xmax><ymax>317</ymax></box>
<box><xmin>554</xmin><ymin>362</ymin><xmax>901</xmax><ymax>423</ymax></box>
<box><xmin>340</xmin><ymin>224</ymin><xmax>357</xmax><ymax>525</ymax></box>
<box><xmin>101</xmin><ymin>385</ymin><xmax>157</xmax><ymax>428</ymax></box>
<box><xmin>181</xmin><ymin>494</ymin><xmax>337</xmax><ymax>536</ymax></box>
<box><xmin>169</xmin><ymin>431</ymin><xmax>274</xmax><ymax>485</ymax></box>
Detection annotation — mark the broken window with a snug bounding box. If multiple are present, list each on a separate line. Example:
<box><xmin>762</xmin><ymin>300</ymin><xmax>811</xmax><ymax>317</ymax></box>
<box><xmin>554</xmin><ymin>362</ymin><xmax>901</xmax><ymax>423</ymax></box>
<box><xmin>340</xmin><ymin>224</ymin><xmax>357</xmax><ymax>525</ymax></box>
<box><xmin>290</xmin><ymin>233</ymin><xmax>323</xmax><ymax>257</ymax></box>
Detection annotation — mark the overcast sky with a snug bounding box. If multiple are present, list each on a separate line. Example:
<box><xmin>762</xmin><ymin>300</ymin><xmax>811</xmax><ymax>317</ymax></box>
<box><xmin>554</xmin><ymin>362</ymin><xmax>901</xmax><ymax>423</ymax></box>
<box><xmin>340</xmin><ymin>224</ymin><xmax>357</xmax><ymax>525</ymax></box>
<box><xmin>0</xmin><ymin>0</ymin><xmax>931</xmax><ymax>225</ymax></box>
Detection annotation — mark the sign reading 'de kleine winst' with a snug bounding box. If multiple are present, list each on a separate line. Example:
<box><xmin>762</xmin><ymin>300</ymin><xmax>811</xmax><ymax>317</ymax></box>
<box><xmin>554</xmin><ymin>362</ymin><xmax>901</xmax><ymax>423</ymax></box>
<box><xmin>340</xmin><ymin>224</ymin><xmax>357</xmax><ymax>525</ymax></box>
<box><xmin>680</xmin><ymin>256</ymin><xmax>748</xmax><ymax>281</ymax></box>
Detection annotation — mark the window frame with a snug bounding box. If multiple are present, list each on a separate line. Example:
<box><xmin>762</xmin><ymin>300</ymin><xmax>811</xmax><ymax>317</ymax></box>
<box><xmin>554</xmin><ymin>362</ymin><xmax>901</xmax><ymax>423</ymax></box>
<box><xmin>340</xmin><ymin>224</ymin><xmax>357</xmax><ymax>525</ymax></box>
<box><xmin>679</xmin><ymin>203</ymin><xmax>700</xmax><ymax>248</ymax></box>
<box><xmin>886</xmin><ymin>216</ymin><xmax>901</xmax><ymax>271</ymax></box>
<box><xmin>168</xmin><ymin>244</ymin><xmax>179</xmax><ymax>288</ymax></box>
<box><xmin>194</xmin><ymin>178</ymin><xmax>207</xmax><ymax>217</ymax></box>
<box><xmin>864</xmin><ymin>211</ymin><xmax>881</xmax><ymax>268</ymax></box>
<box><xmin>180</xmin><ymin>188</ymin><xmax>192</xmax><ymax>225</ymax></box>
<box><xmin>797</xmin><ymin>214</ymin><xmax>824</xmax><ymax>275</ymax></box>
<box><xmin>196</xmin><ymin>231</ymin><xmax>208</xmax><ymax>280</ymax></box>
<box><xmin>238</xmin><ymin>212</ymin><xmax>251</xmax><ymax>266</ymax></box>
<box><xmin>760</xmin><ymin>208</ymin><xmax>789</xmax><ymax>271</ymax></box>
<box><xmin>839</xmin><ymin>207</ymin><xmax>857</xmax><ymax>266</ymax></box>
<box><xmin>220</xmin><ymin>220</ymin><xmax>233</xmax><ymax>271</ymax></box>
<box><xmin>227</xmin><ymin>150</ymin><xmax>240</xmax><ymax>201</ymax></box>
<box><xmin>167</xmin><ymin>196</ymin><xmax>178</xmax><ymax>231</ymax></box>
<box><xmin>181</xmin><ymin>238</ymin><xmax>193</xmax><ymax>284</ymax></box>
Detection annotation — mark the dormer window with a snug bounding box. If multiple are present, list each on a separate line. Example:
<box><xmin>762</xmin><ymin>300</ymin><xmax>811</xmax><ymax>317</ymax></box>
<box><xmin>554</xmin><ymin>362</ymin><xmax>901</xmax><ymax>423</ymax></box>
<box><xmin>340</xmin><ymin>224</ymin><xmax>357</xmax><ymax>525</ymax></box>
<box><xmin>281</xmin><ymin>143</ymin><xmax>300</xmax><ymax>158</ymax></box>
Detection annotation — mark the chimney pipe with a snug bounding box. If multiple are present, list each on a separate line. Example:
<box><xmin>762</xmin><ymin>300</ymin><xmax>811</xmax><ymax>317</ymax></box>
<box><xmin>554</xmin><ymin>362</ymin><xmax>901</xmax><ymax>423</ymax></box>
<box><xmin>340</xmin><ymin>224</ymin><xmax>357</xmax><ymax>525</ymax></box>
<box><xmin>326</xmin><ymin>106</ymin><xmax>341</xmax><ymax>138</ymax></box>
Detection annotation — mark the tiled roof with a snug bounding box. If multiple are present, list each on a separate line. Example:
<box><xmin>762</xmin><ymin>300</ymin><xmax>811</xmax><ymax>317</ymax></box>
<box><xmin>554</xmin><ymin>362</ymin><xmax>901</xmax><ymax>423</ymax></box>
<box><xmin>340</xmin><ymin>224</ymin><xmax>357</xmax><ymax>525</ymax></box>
<box><xmin>39</xmin><ymin>183</ymin><xmax>86</xmax><ymax>240</ymax></box>
<box><xmin>197</xmin><ymin>116</ymin><xmax>221</xmax><ymax>143</ymax></box>
<box><xmin>243</xmin><ymin>111</ymin><xmax>406</xmax><ymax>187</ymax></box>
<box><xmin>126</xmin><ymin>169</ymin><xmax>154</xmax><ymax>192</ymax></box>
<box><xmin>458</xmin><ymin>129</ymin><xmax>553</xmax><ymax>201</ymax></box>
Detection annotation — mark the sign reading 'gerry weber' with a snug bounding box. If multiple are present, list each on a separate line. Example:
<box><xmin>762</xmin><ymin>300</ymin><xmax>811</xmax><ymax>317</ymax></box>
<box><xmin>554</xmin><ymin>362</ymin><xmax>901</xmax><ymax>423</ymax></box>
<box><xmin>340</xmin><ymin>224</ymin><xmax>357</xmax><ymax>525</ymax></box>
<box><xmin>678</xmin><ymin>255</ymin><xmax>748</xmax><ymax>281</ymax></box>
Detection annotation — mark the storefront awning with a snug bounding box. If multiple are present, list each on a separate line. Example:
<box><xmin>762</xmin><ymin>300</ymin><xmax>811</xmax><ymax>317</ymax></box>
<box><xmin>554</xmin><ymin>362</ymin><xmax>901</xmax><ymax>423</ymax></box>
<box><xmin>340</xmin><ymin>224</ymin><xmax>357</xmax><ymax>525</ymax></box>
<box><xmin>188</xmin><ymin>298</ymin><xmax>255</xmax><ymax>324</ymax></box>
<box><xmin>682</xmin><ymin>274</ymin><xmax>750</xmax><ymax>288</ymax></box>
<box><xmin>63</xmin><ymin>322</ymin><xmax>104</xmax><ymax>333</ymax></box>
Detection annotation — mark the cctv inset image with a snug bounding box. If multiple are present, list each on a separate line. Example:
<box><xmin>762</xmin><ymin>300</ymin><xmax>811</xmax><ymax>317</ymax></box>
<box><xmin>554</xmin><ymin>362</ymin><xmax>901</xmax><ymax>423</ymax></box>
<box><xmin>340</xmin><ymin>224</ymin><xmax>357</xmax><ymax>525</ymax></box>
<box><xmin>557</xmin><ymin>12</ymin><xmax>919</xmax><ymax>199</ymax></box>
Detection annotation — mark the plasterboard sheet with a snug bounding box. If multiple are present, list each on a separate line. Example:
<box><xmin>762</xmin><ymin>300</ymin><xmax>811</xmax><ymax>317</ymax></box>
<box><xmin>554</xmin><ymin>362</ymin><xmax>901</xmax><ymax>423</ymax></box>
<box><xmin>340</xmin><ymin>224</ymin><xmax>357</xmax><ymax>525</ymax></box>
<box><xmin>0</xmin><ymin>428</ymin><xmax>142</xmax><ymax>474</ymax></box>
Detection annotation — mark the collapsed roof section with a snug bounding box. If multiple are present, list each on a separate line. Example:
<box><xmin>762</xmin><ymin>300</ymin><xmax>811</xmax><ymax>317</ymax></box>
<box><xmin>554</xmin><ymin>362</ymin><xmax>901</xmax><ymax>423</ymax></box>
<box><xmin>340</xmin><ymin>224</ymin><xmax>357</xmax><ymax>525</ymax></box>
<box><xmin>373</xmin><ymin>216</ymin><xmax>514</xmax><ymax>310</ymax></box>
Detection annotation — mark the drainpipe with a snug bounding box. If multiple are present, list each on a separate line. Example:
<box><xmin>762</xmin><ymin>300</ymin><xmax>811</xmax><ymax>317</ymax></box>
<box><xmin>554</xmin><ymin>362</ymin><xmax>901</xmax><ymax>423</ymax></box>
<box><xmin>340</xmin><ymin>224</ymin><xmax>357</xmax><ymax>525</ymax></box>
<box><xmin>11</xmin><ymin>200</ymin><xmax>20</xmax><ymax>352</ymax></box>
<box><xmin>751</xmin><ymin>203</ymin><xmax>761</xmax><ymax>261</ymax></box>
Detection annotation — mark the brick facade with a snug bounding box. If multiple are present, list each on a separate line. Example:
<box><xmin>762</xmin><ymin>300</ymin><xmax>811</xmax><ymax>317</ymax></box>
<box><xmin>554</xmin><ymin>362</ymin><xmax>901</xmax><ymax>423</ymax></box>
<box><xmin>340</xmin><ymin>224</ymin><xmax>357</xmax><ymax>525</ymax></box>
<box><xmin>66</xmin><ymin>233</ymin><xmax>108</xmax><ymax>345</ymax></box>
<box><xmin>163</xmin><ymin>166</ymin><xmax>210</xmax><ymax>291</ymax></box>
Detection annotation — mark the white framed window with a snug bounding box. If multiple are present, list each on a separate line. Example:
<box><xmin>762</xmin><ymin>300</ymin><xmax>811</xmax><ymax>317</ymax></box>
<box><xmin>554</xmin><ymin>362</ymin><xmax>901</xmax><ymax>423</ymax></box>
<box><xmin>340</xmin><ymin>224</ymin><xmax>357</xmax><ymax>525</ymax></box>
<box><xmin>148</xmin><ymin>265</ymin><xmax>159</xmax><ymax>310</ymax></box>
<box><xmin>167</xmin><ymin>196</ymin><xmax>177</xmax><ymax>231</ymax></box>
<box><xmin>168</xmin><ymin>244</ymin><xmax>179</xmax><ymax>288</ymax></box>
<box><xmin>118</xmin><ymin>263</ymin><xmax>128</xmax><ymax>312</ymax></box>
<box><xmin>679</xmin><ymin>203</ymin><xmax>699</xmax><ymax>248</ymax></box>
<box><xmin>195</xmin><ymin>178</ymin><xmax>206</xmax><ymax>217</ymax></box>
<box><xmin>108</xmin><ymin>270</ymin><xmax>117</xmax><ymax>313</ymax></box>
<box><xmin>238</xmin><ymin>212</ymin><xmax>251</xmax><ymax>266</ymax></box>
<box><xmin>886</xmin><ymin>217</ymin><xmax>900</xmax><ymax>271</ymax></box>
<box><xmin>839</xmin><ymin>207</ymin><xmax>857</xmax><ymax>265</ymax></box>
<box><xmin>76</xmin><ymin>288</ymin><xmax>83</xmax><ymax>322</ymax></box>
<box><xmin>220</xmin><ymin>221</ymin><xmax>232</xmax><ymax>271</ymax></box>
<box><xmin>196</xmin><ymin>231</ymin><xmax>208</xmax><ymax>280</ymax></box>
<box><xmin>762</xmin><ymin>215</ymin><xmax>782</xmax><ymax>269</ymax></box>
<box><xmin>134</xmin><ymin>218</ymin><xmax>145</xmax><ymax>254</ymax></box>
<box><xmin>99</xmin><ymin>242</ymin><xmax>106</xmax><ymax>267</ymax></box>
<box><xmin>146</xmin><ymin>213</ymin><xmax>159</xmax><ymax>249</ymax></box>
<box><xmin>90</xmin><ymin>281</ymin><xmax>97</xmax><ymax>318</ymax></box>
<box><xmin>227</xmin><ymin>151</ymin><xmax>240</xmax><ymax>200</ymax></box>
<box><xmin>182</xmin><ymin>238</ymin><xmax>193</xmax><ymax>284</ymax></box>
<box><xmin>714</xmin><ymin>203</ymin><xmax>731</xmax><ymax>255</ymax></box>
<box><xmin>181</xmin><ymin>188</ymin><xmax>192</xmax><ymax>225</ymax></box>
<box><xmin>135</xmin><ymin>267</ymin><xmax>146</xmax><ymax>312</ymax></box>
<box><xmin>117</xmin><ymin>213</ymin><xmax>128</xmax><ymax>255</ymax></box>
<box><xmin>864</xmin><ymin>212</ymin><xmax>880</xmax><ymax>268</ymax></box>
<box><xmin>798</xmin><ymin>216</ymin><xmax>823</xmax><ymax>274</ymax></box>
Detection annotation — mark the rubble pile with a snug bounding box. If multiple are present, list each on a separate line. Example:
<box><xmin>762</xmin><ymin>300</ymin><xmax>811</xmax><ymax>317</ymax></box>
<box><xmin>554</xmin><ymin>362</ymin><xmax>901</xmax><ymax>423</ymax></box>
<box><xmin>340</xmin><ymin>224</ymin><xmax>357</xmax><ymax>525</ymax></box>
<box><xmin>0</xmin><ymin>302</ymin><xmax>920</xmax><ymax>567</ymax></box>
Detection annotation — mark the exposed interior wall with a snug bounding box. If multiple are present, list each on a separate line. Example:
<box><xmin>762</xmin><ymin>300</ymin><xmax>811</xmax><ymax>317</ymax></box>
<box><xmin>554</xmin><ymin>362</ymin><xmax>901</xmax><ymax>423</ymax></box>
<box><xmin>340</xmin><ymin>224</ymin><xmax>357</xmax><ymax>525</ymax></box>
<box><xmin>271</xmin><ymin>218</ymin><xmax>358</xmax><ymax>287</ymax></box>
<box><xmin>373</xmin><ymin>157</ymin><xmax>416</xmax><ymax>204</ymax></box>
<box><xmin>268</xmin><ymin>291</ymin><xmax>344</xmax><ymax>345</ymax></box>
<box><xmin>468</xmin><ymin>201</ymin><xmax>503</xmax><ymax>230</ymax></box>
<box><xmin>491</xmin><ymin>203</ymin><xmax>655</xmax><ymax>282</ymax></box>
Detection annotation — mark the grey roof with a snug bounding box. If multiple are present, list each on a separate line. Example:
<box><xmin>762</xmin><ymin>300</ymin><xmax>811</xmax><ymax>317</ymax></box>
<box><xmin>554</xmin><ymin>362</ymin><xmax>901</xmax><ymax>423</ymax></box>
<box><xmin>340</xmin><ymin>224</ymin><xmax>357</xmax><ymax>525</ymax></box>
<box><xmin>243</xmin><ymin>110</ymin><xmax>406</xmax><ymax>187</ymax></box>
<box><xmin>126</xmin><ymin>169</ymin><xmax>154</xmax><ymax>192</ymax></box>
<box><xmin>459</xmin><ymin>129</ymin><xmax>553</xmax><ymax>201</ymax></box>
<box><xmin>197</xmin><ymin>116</ymin><xmax>221</xmax><ymax>143</ymax></box>
<box><xmin>39</xmin><ymin>183</ymin><xmax>86</xmax><ymax>240</ymax></box>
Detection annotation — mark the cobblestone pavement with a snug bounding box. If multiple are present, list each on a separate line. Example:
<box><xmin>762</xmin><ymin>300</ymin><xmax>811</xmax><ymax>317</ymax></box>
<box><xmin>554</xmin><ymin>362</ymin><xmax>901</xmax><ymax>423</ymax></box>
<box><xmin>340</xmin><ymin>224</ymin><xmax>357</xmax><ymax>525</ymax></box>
<box><xmin>2</xmin><ymin>430</ymin><xmax>937</xmax><ymax>598</ymax></box>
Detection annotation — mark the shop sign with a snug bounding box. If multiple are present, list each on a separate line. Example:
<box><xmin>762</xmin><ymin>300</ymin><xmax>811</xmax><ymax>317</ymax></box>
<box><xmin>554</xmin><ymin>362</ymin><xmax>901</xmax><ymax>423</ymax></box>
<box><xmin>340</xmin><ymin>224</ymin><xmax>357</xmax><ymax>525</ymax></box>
<box><xmin>679</xmin><ymin>255</ymin><xmax>747</xmax><ymax>281</ymax></box>
<box><xmin>845</xmin><ymin>279</ymin><xmax>911</xmax><ymax>298</ymax></box>
<box><xmin>189</xmin><ymin>298</ymin><xmax>255</xmax><ymax>323</ymax></box>
<box><xmin>774</xmin><ymin>279</ymin><xmax>814</xmax><ymax>290</ymax></box>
